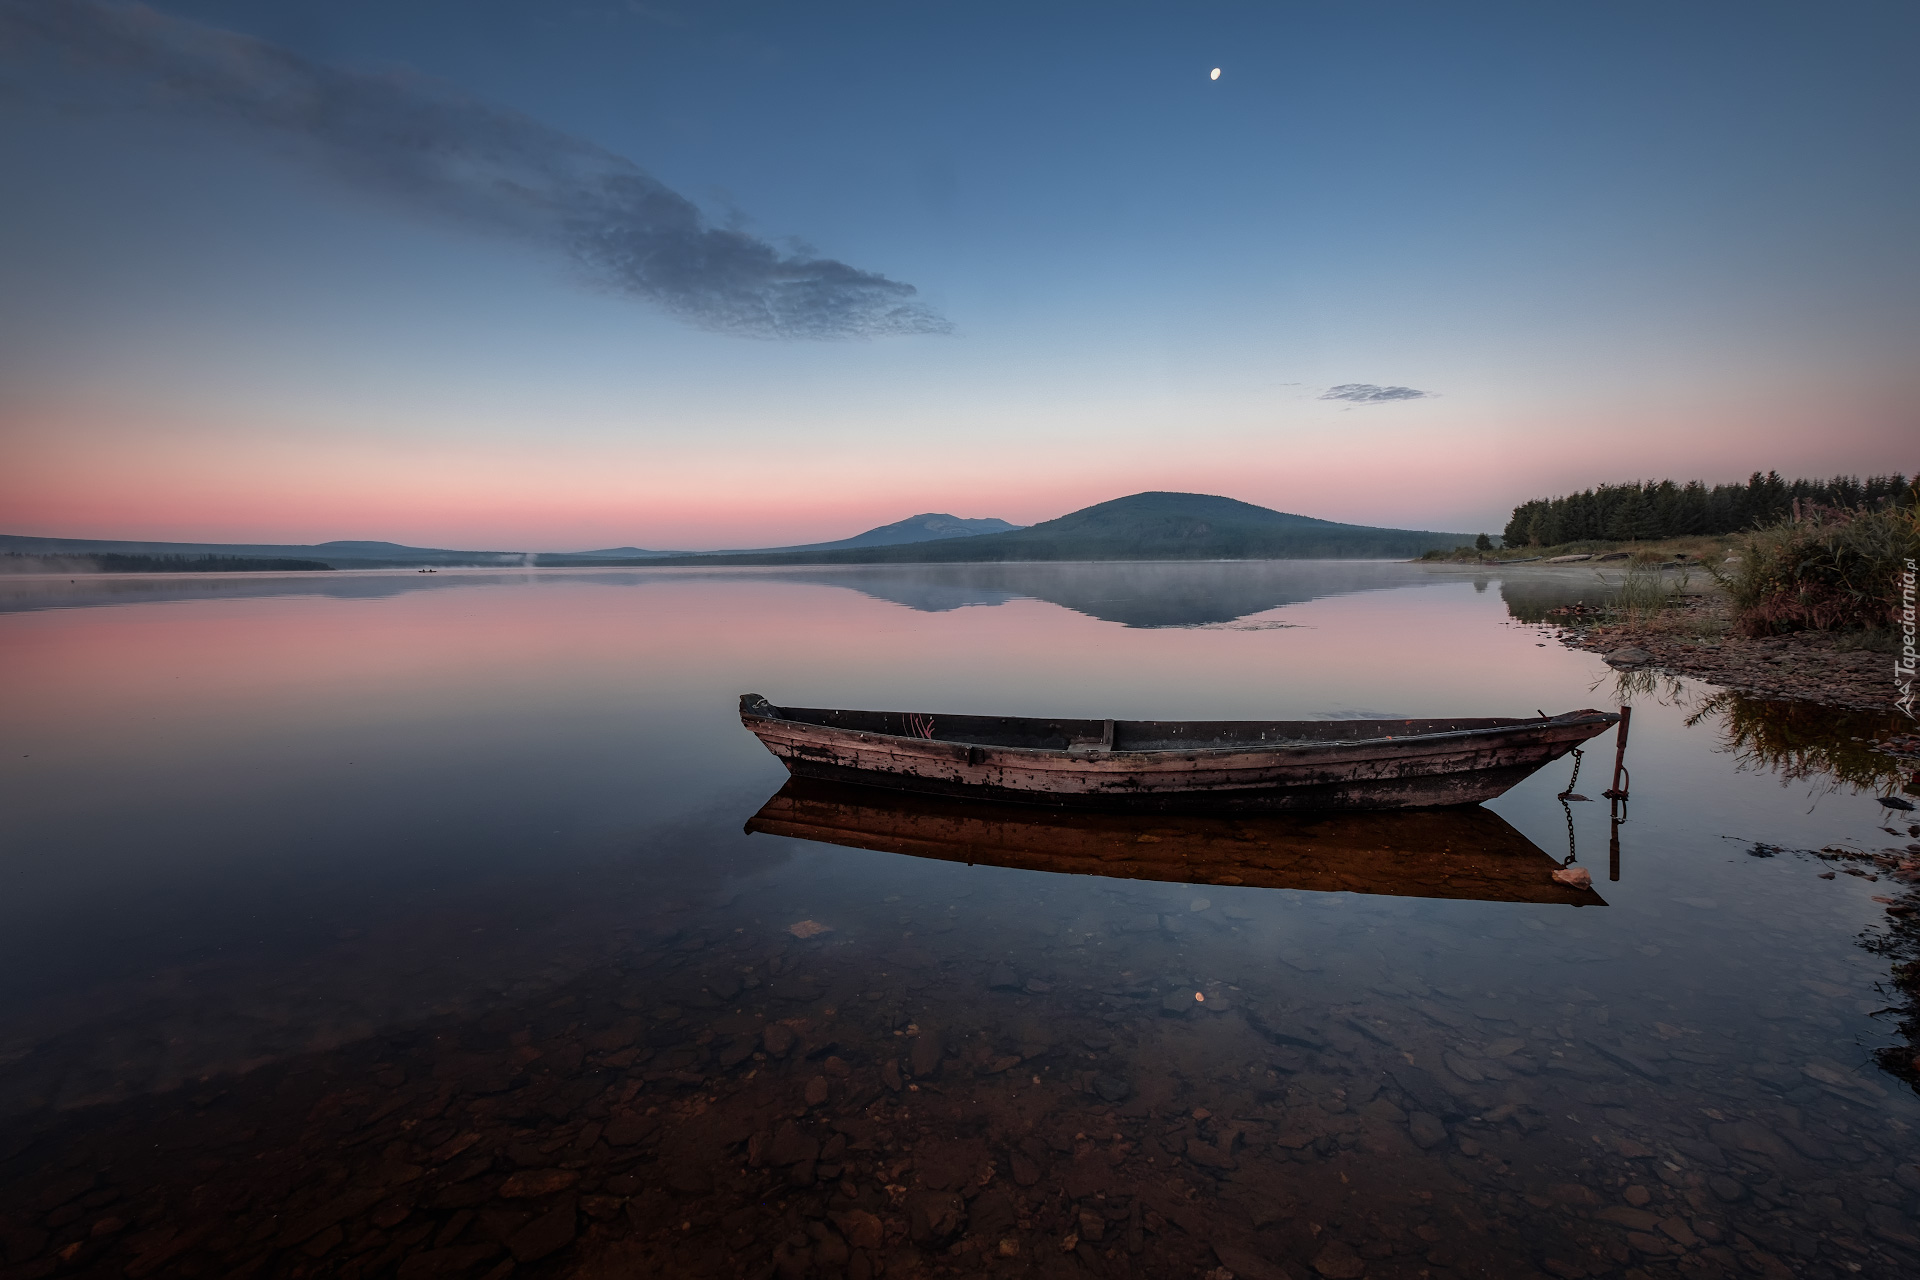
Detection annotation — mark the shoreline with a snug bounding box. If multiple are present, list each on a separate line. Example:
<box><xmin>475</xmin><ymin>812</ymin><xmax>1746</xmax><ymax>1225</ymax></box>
<box><xmin>1419</xmin><ymin>563</ymin><xmax>1905</xmax><ymax>715</ymax></box>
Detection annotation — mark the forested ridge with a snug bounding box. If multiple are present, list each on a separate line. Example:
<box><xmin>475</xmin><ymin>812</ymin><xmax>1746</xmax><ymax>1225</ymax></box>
<box><xmin>1503</xmin><ymin>471</ymin><xmax>1912</xmax><ymax>547</ymax></box>
<box><xmin>1</xmin><ymin>553</ymin><xmax>333</xmax><ymax>573</ymax></box>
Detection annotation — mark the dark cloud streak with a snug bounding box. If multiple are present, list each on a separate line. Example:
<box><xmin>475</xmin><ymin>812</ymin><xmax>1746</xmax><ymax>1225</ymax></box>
<box><xmin>0</xmin><ymin>1</ymin><xmax>949</xmax><ymax>339</ymax></box>
<box><xmin>1319</xmin><ymin>383</ymin><xmax>1431</xmax><ymax>403</ymax></box>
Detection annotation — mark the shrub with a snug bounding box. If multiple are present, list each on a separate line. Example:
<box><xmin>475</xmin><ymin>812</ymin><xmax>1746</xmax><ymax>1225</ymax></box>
<box><xmin>1717</xmin><ymin>496</ymin><xmax>1919</xmax><ymax>636</ymax></box>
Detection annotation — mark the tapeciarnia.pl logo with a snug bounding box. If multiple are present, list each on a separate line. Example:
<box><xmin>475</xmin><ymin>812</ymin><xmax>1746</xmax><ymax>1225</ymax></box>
<box><xmin>1898</xmin><ymin>557</ymin><xmax>1917</xmax><ymax>720</ymax></box>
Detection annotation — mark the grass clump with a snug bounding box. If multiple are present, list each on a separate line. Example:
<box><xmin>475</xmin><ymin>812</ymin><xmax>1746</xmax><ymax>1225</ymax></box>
<box><xmin>1607</xmin><ymin>564</ymin><xmax>1689</xmax><ymax>624</ymax></box>
<box><xmin>1716</xmin><ymin>496</ymin><xmax>1919</xmax><ymax>637</ymax></box>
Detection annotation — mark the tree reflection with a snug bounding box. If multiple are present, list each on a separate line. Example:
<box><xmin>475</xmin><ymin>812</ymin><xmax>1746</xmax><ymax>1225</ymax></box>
<box><xmin>1683</xmin><ymin>690</ymin><xmax>1913</xmax><ymax>796</ymax></box>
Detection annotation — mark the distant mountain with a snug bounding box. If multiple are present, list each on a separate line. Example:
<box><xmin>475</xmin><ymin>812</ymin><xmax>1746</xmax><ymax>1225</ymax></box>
<box><xmin>4</xmin><ymin>497</ymin><xmax>1465</xmax><ymax>573</ymax></box>
<box><xmin>564</xmin><ymin>546</ymin><xmax>687</xmax><ymax>560</ymax></box>
<box><xmin>0</xmin><ymin>534</ymin><xmax>525</xmax><ymax>568</ymax></box>
<box><xmin>646</xmin><ymin>492</ymin><xmax>1474</xmax><ymax>564</ymax></box>
<box><xmin>547</xmin><ymin>513</ymin><xmax>1020</xmax><ymax>563</ymax></box>
<box><xmin>731</xmin><ymin>513</ymin><xmax>1022</xmax><ymax>554</ymax></box>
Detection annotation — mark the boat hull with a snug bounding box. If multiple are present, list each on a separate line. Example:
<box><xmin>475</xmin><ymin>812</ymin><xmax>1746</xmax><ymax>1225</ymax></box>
<box><xmin>740</xmin><ymin>696</ymin><xmax>1617</xmax><ymax>812</ymax></box>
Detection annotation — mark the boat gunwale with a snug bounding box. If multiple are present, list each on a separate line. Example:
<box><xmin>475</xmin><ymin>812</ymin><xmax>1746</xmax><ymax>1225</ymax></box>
<box><xmin>741</xmin><ymin>697</ymin><xmax>1617</xmax><ymax>764</ymax></box>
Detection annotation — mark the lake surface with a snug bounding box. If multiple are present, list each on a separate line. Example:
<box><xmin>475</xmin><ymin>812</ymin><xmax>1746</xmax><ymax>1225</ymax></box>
<box><xmin>2</xmin><ymin>562</ymin><xmax>1916</xmax><ymax>1280</ymax></box>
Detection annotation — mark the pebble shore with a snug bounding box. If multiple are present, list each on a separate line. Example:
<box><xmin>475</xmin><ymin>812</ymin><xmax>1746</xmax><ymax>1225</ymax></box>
<box><xmin>1544</xmin><ymin>595</ymin><xmax>1901</xmax><ymax>716</ymax></box>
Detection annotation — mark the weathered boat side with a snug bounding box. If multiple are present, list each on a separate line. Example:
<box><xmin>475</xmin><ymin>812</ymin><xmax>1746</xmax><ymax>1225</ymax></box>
<box><xmin>739</xmin><ymin>695</ymin><xmax>1617</xmax><ymax>812</ymax></box>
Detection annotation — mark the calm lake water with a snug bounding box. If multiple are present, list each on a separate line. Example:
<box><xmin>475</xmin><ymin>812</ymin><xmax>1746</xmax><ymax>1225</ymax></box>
<box><xmin>2</xmin><ymin>562</ymin><xmax>1916</xmax><ymax>1280</ymax></box>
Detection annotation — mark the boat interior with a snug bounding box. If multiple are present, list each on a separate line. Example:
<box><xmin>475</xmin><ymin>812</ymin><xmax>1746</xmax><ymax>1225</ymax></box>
<box><xmin>753</xmin><ymin>698</ymin><xmax>1542</xmax><ymax>752</ymax></box>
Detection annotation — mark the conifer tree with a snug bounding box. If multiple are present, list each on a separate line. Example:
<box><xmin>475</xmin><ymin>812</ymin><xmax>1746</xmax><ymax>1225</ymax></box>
<box><xmin>1502</xmin><ymin>471</ymin><xmax>1910</xmax><ymax>547</ymax></box>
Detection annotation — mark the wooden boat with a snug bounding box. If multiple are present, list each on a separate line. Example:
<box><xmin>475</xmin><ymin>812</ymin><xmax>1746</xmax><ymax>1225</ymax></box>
<box><xmin>746</xmin><ymin>778</ymin><xmax>1606</xmax><ymax>905</ymax></box>
<box><xmin>740</xmin><ymin>694</ymin><xmax>1618</xmax><ymax>812</ymax></box>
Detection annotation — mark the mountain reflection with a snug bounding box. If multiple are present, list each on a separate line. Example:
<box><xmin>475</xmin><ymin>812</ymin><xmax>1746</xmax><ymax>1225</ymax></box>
<box><xmin>767</xmin><ymin>561</ymin><xmax>1446</xmax><ymax>627</ymax></box>
<box><xmin>0</xmin><ymin>560</ymin><xmax>1447</xmax><ymax>627</ymax></box>
<box><xmin>746</xmin><ymin>778</ymin><xmax>1606</xmax><ymax>905</ymax></box>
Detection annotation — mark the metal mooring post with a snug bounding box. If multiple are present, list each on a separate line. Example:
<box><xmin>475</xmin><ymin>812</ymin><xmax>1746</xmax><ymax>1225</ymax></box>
<box><xmin>1603</xmin><ymin>705</ymin><xmax>1631</xmax><ymax>882</ymax></box>
<box><xmin>1602</xmin><ymin>705</ymin><xmax>1632</xmax><ymax>801</ymax></box>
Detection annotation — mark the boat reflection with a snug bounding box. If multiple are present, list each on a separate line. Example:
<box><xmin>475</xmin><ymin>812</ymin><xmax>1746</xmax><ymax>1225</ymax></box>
<box><xmin>745</xmin><ymin>779</ymin><xmax>1607</xmax><ymax>906</ymax></box>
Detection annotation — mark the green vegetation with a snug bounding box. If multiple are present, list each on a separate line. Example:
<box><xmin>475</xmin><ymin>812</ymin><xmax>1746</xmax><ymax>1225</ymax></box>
<box><xmin>1503</xmin><ymin>471</ymin><xmax>1910</xmax><ymax>548</ymax></box>
<box><xmin>1715</xmin><ymin>497</ymin><xmax>1919</xmax><ymax>636</ymax></box>
<box><xmin>2</xmin><ymin>553</ymin><xmax>333</xmax><ymax>573</ymax></box>
<box><xmin>626</xmin><ymin>493</ymin><xmax>1474</xmax><ymax>566</ymax></box>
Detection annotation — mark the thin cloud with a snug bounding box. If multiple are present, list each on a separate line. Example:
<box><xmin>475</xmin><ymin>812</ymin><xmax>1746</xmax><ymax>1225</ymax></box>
<box><xmin>0</xmin><ymin>1</ymin><xmax>949</xmax><ymax>340</ymax></box>
<box><xmin>1320</xmin><ymin>383</ymin><xmax>1431</xmax><ymax>403</ymax></box>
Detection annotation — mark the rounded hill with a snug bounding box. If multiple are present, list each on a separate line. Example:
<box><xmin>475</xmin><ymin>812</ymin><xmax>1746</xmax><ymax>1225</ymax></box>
<box><xmin>667</xmin><ymin>492</ymin><xmax>1472</xmax><ymax>564</ymax></box>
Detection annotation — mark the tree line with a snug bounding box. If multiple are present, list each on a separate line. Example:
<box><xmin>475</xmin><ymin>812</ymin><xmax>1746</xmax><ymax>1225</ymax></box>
<box><xmin>1</xmin><ymin>553</ymin><xmax>333</xmax><ymax>573</ymax></box>
<box><xmin>1502</xmin><ymin>471</ymin><xmax>1913</xmax><ymax>547</ymax></box>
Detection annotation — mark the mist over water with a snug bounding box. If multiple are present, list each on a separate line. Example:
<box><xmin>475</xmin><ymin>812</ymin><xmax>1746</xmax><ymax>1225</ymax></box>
<box><xmin>1</xmin><ymin>562</ymin><xmax>1915</xmax><ymax>1279</ymax></box>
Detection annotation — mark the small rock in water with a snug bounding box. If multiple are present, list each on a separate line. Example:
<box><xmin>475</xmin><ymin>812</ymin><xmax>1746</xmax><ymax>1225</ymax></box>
<box><xmin>906</xmin><ymin>1191</ymin><xmax>965</xmax><ymax>1245</ymax></box>
<box><xmin>1707</xmin><ymin>1174</ymin><xmax>1746</xmax><ymax>1202</ymax></box>
<box><xmin>1213</xmin><ymin>1243</ymin><xmax>1292</xmax><ymax>1280</ymax></box>
<box><xmin>499</xmin><ymin>1169</ymin><xmax>579</xmax><ymax>1199</ymax></box>
<box><xmin>1184</xmin><ymin>1137</ymin><xmax>1235</xmax><ymax>1170</ymax></box>
<box><xmin>1604</xmin><ymin>647</ymin><xmax>1654</xmax><ymax>667</ymax></box>
<box><xmin>909</xmin><ymin>1028</ymin><xmax>945</xmax><ymax>1078</ymax></box>
<box><xmin>1091</xmin><ymin>1073</ymin><xmax>1132</xmax><ymax>1103</ymax></box>
<box><xmin>1408</xmin><ymin>1112</ymin><xmax>1447</xmax><ymax>1149</ymax></box>
<box><xmin>1189</xmin><ymin>897</ymin><xmax>1211</xmax><ymax>912</ymax></box>
<box><xmin>788</xmin><ymin>920</ymin><xmax>832</xmax><ymax>939</ymax></box>
<box><xmin>1551</xmin><ymin>866</ymin><xmax>1592</xmax><ymax>889</ymax></box>
<box><xmin>1311</xmin><ymin>1238</ymin><xmax>1367</xmax><ymax>1279</ymax></box>
<box><xmin>767</xmin><ymin>1121</ymin><xmax>819</xmax><ymax>1166</ymax></box>
<box><xmin>1879</xmin><ymin>796</ymin><xmax>1916</xmax><ymax>811</ymax></box>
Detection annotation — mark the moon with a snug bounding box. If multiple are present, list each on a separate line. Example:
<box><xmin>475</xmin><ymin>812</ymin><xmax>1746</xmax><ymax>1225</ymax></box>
<box><xmin>1210</xmin><ymin>67</ymin><xmax>1221</xmax><ymax>80</ymax></box>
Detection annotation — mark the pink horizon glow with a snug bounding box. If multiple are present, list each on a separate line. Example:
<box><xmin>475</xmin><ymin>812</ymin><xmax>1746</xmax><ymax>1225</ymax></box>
<box><xmin>3</xmin><ymin>394</ymin><xmax>1909</xmax><ymax>549</ymax></box>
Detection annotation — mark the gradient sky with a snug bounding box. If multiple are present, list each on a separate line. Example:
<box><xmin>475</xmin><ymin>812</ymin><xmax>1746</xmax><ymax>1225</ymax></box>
<box><xmin>1</xmin><ymin>0</ymin><xmax>1914</xmax><ymax>550</ymax></box>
